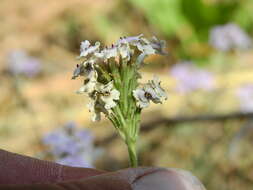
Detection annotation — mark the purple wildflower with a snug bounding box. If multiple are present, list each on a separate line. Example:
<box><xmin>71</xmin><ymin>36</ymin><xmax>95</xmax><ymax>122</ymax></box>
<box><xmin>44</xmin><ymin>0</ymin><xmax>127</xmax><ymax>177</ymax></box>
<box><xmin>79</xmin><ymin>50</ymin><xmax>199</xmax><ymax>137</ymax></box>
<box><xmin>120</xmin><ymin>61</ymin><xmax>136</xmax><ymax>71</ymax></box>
<box><xmin>170</xmin><ymin>61</ymin><xmax>215</xmax><ymax>93</ymax></box>
<box><xmin>7</xmin><ymin>50</ymin><xmax>41</xmax><ymax>77</ymax></box>
<box><xmin>42</xmin><ymin>122</ymin><xmax>101</xmax><ymax>168</ymax></box>
<box><xmin>43</xmin><ymin>131</ymin><xmax>78</xmax><ymax>156</ymax></box>
<box><xmin>57</xmin><ymin>155</ymin><xmax>93</xmax><ymax>168</ymax></box>
<box><xmin>209</xmin><ymin>23</ymin><xmax>252</xmax><ymax>52</ymax></box>
<box><xmin>236</xmin><ymin>84</ymin><xmax>253</xmax><ymax>113</ymax></box>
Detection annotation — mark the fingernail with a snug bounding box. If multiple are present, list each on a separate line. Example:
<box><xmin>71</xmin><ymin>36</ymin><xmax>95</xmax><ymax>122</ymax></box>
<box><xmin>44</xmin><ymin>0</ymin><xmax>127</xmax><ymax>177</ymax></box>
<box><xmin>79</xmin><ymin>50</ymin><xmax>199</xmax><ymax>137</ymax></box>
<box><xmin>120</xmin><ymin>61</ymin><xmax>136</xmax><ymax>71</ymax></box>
<box><xmin>132</xmin><ymin>170</ymin><xmax>186</xmax><ymax>190</ymax></box>
<box><xmin>169</xmin><ymin>168</ymin><xmax>206</xmax><ymax>190</ymax></box>
<box><xmin>132</xmin><ymin>169</ymin><xmax>206</xmax><ymax>190</ymax></box>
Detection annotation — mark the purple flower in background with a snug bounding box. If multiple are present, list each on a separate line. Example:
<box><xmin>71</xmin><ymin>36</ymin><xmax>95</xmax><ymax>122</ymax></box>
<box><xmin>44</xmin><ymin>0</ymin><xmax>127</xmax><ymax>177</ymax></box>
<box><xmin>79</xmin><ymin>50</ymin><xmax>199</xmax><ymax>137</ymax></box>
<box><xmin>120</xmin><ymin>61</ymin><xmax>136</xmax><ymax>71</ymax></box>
<box><xmin>57</xmin><ymin>155</ymin><xmax>93</xmax><ymax>168</ymax></box>
<box><xmin>209</xmin><ymin>23</ymin><xmax>252</xmax><ymax>52</ymax></box>
<box><xmin>236</xmin><ymin>84</ymin><xmax>253</xmax><ymax>113</ymax></box>
<box><xmin>43</xmin><ymin>131</ymin><xmax>78</xmax><ymax>156</ymax></box>
<box><xmin>170</xmin><ymin>61</ymin><xmax>215</xmax><ymax>93</ymax></box>
<box><xmin>7</xmin><ymin>50</ymin><xmax>41</xmax><ymax>77</ymax></box>
<box><xmin>42</xmin><ymin>122</ymin><xmax>101</xmax><ymax>168</ymax></box>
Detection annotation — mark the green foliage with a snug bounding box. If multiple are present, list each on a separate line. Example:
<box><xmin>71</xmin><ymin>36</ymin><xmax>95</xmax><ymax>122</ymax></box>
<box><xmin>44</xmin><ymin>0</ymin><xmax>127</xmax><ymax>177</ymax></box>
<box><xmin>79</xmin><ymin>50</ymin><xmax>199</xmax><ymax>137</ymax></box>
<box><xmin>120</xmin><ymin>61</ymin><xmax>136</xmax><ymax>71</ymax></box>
<box><xmin>129</xmin><ymin>0</ymin><xmax>189</xmax><ymax>37</ymax></box>
<box><xmin>181</xmin><ymin>0</ymin><xmax>238</xmax><ymax>41</ymax></box>
<box><xmin>130</xmin><ymin>0</ymin><xmax>244</xmax><ymax>40</ymax></box>
<box><xmin>130</xmin><ymin>0</ymin><xmax>252</xmax><ymax>60</ymax></box>
<box><xmin>233</xmin><ymin>0</ymin><xmax>253</xmax><ymax>31</ymax></box>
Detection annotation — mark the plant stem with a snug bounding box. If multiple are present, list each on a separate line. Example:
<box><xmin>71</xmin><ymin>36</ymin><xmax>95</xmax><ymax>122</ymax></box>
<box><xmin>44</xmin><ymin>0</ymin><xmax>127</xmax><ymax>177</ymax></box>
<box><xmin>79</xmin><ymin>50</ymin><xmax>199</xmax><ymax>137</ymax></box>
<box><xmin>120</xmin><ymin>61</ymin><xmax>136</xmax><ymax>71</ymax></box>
<box><xmin>126</xmin><ymin>139</ymin><xmax>138</xmax><ymax>167</ymax></box>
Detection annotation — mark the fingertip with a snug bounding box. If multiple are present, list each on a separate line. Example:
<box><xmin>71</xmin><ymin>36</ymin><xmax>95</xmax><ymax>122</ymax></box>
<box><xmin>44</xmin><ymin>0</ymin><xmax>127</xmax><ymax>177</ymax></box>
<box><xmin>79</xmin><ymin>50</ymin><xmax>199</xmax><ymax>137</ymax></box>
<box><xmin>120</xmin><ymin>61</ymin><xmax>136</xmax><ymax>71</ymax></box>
<box><xmin>131</xmin><ymin>167</ymin><xmax>206</xmax><ymax>190</ymax></box>
<box><xmin>168</xmin><ymin>168</ymin><xmax>206</xmax><ymax>190</ymax></box>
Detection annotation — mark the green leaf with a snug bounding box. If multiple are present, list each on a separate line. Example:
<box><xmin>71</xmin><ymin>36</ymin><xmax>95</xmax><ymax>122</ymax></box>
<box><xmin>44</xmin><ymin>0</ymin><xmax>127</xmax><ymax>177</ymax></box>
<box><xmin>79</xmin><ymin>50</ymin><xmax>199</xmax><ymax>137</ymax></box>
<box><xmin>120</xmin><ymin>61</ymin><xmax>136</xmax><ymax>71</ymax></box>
<box><xmin>130</xmin><ymin>0</ymin><xmax>189</xmax><ymax>36</ymax></box>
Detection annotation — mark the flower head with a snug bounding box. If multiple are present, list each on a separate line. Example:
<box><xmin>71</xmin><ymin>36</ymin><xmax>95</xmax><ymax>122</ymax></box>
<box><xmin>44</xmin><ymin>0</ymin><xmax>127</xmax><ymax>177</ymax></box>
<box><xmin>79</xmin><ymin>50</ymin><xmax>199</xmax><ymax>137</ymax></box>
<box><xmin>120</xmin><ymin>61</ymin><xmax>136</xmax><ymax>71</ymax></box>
<box><xmin>72</xmin><ymin>35</ymin><xmax>167</xmax><ymax>167</ymax></box>
<box><xmin>73</xmin><ymin>35</ymin><xmax>166</xmax><ymax>121</ymax></box>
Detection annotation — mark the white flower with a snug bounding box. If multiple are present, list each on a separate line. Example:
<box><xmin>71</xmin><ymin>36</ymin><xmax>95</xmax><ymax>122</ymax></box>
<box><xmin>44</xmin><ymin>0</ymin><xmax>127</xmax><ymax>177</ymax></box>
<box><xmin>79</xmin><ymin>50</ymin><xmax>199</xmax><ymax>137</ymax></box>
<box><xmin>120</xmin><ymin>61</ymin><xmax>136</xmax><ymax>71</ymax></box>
<box><xmin>87</xmin><ymin>97</ymin><xmax>111</xmax><ymax>122</ymax></box>
<box><xmin>72</xmin><ymin>64</ymin><xmax>84</xmax><ymax>79</ymax></box>
<box><xmin>150</xmin><ymin>36</ymin><xmax>167</xmax><ymax>55</ymax></box>
<box><xmin>133</xmin><ymin>86</ymin><xmax>161</xmax><ymax>109</ymax></box>
<box><xmin>86</xmin><ymin>81</ymin><xmax>120</xmax><ymax>122</ymax></box>
<box><xmin>98</xmin><ymin>81</ymin><xmax>120</xmax><ymax>110</ymax></box>
<box><xmin>72</xmin><ymin>60</ymin><xmax>96</xmax><ymax>79</ymax></box>
<box><xmin>87</xmin><ymin>101</ymin><xmax>102</xmax><ymax>122</ymax></box>
<box><xmin>136</xmin><ymin>53</ymin><xmax>147</xmax><ymax>67</ymax></box>
<box><xmin>105</xmin><ymin>46</ymin><xmax>118</xmax><ymax>59</ymax></box>
<box><xmin>117</xmin><ymin>35</ymin><xmax>165</xmax><ymax>56</ymax></box>
<box><xmin>133</xmin><ymin>76</ymin><xmax>167</xmax><ymax>108</ymax></box>
<box><xmin>116</xmin><ymin>35</ymin><xmax>149</xmax><ymax>61</ymax></box>
<box><xmin>117</xmin><ymin>43</ymin><xmax>132</xmax><ymax>61</ymax></box>
<box><xmin>76</xmin><ymin>72</ymin><xmax>97</xmax><ymax>94</ymax></box>
<box><xmin>95</xmin><ymin>45</ymin><xmax>118</xmax><ymax>60</ymax></box>
<box><xmin>133</xmin><ymin>88</ymin><xmax>151</xmax><ymax>108</ymax></box>
<box><xmin>145</xmin><ymin>85</ymin><xmax>162</xmax><ymax>104</ymax></box>
<box><xmin>80</xmin><ymin>41</ymin><xmax>100</xmax><ymax>57</ymax></box>
<box><xmin>149</xmin><ymin>75</ymin><xmax>168</xmax><ymax>102</ymax></box>
<box><xmin>137</xmin><ymin>43</ymin><xmax>156</xmax><ymax>55</ymax></box>
<box><xmin>74</xmin><ymin>60</ymin><xmax>98</xmax><ymax>94</ymax></box>
<box><xmin>117</xmin><ymin>34</ymin><xmax>143</xmax><ymax>44</ymax></box>
<box><xmin>132</xmin><ymin>37</ymin><xmax>156</xmax><ymax>55</ymax></box>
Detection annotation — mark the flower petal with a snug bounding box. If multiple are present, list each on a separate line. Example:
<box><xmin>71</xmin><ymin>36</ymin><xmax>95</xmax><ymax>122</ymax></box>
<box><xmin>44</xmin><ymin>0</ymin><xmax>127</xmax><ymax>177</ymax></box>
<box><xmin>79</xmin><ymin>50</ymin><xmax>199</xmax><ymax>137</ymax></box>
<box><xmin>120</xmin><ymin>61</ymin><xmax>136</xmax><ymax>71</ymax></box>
<box><xmin>80</xmin><ymin>41</ymin><xmax>100</xmax><ymax>57</ymax></box>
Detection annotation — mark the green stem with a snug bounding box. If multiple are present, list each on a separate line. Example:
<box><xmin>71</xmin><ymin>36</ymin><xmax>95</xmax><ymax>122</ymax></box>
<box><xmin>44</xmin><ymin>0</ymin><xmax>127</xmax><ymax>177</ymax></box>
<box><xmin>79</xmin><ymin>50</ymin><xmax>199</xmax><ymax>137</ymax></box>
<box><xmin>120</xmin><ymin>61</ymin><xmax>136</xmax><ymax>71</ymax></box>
<box><xmin>126</xmin><ymin>139</ymin><xmax>138</xmax><ymax>167</ymax></box>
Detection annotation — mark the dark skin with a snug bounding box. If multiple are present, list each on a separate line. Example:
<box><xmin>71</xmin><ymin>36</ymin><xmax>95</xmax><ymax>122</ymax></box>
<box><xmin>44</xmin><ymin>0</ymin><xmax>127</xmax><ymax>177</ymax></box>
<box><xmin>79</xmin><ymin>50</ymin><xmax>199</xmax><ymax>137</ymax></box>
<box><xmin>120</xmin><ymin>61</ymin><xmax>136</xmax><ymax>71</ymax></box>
<box><xmin>0</xmin><ymin>149</ymin><xmax>205</xmax><ymax>190</ymax></box>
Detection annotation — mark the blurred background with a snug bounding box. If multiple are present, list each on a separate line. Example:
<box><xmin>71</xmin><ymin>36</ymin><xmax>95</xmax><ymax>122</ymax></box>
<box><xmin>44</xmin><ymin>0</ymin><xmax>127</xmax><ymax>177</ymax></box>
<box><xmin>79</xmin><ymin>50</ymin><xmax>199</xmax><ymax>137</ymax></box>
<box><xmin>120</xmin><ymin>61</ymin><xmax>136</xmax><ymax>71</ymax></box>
<box><xmin>0</xmin><ymin>0</ymin><xmax>253</xmax><ymax>189</ymax></box>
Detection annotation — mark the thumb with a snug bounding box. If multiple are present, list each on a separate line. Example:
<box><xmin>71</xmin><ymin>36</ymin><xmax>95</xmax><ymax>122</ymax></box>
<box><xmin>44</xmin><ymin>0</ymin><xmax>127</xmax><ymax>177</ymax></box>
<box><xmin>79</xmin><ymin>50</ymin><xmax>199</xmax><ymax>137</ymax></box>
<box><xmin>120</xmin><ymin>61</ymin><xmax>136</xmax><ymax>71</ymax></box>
<box><xmin>0</xmin><ymin>167</ymin><xmax>206</xmax><ymax>190</ymax></box>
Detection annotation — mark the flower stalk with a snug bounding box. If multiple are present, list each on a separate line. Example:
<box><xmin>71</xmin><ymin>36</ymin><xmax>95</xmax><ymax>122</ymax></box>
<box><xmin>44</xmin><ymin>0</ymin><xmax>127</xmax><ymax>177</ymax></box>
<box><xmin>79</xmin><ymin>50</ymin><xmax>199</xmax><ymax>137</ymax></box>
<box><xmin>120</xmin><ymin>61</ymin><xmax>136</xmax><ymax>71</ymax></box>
<box><xmin>72</xmin><ymin>35</ymin><xmax>167</xmax><ymax>167</ymax></box>
<box><xmin>126</xmin><ymin>137</ymin><xmax>138</xmax><ymax>167</ymax></box>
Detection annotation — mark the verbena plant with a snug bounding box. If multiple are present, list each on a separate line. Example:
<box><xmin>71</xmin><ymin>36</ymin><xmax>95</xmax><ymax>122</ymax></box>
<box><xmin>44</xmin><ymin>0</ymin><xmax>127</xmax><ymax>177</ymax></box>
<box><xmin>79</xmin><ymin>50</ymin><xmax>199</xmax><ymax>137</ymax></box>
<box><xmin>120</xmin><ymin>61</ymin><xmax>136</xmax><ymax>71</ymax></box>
<box><xmin>72</xmin><ymin>34</ymin><xmax>167</xmax><ymax>167</ymax></box>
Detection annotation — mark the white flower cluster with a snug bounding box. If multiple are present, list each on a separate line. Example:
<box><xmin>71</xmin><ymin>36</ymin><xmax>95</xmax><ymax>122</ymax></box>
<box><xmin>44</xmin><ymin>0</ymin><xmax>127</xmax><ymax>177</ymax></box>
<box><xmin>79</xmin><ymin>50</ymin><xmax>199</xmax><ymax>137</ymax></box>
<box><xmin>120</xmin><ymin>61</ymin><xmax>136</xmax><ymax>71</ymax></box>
<box><xmin>86</xmin><ymin>81</ymin><xmax>120</xmax><ymax>121</ymax></box>
<box><xmin>77</xmin><ymin>77</ymin><xmax>120</xmax><ymax>121</ymax></box>
<box><xmin>73</xmin><ymin>34</ymin><xmax>166</xmax><ymax>71</ymax></box>
<box><xmin>133</xmin><ymin>76</ymin><xmax>167</xmax><ymax>108</ymax></box>
<box><xmin>72</xmin><ymin>34</ymin><xmax>167</xmax><ymax>121</ymax></box>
